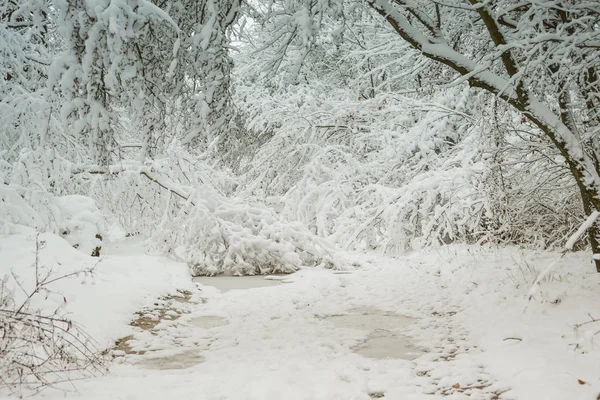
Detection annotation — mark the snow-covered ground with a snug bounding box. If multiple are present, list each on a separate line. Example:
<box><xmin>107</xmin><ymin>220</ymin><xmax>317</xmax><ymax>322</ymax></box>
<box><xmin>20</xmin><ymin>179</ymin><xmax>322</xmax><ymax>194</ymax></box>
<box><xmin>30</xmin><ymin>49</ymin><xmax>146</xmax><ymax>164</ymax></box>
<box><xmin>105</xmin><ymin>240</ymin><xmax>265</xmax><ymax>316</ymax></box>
<box><xmin>0</xmin><ymin>228</ymin><xmax>195</xmax><ymax>349</ymax></box>
<box><xmin>2</xmin><ymin>232</ymin><xmax>600</xmax><ymax>399</ymax></box>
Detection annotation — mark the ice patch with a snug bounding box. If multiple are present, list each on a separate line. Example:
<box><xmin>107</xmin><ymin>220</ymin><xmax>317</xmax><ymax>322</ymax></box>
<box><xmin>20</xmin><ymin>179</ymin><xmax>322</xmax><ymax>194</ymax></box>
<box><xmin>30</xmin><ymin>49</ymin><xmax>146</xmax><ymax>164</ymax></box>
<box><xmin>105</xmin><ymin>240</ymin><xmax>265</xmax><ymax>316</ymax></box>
<box><xmin>193</xmin><ymin>275</ymin><xmax>288</xmax><ymax>291</ymax></box>
<box><xmin>355</xmin><ymin>334</ymin><xmax>421</xmax><ymax>360</ymax></box>
<box><xmin>324</xmin><ymin>307</ymin><xmax>421</xmax><ymax>360</ymax></box>
<box><xmin>136</xmin><ymin>353</ymin><xmax>205</xmax><ymax>370</ymax></box>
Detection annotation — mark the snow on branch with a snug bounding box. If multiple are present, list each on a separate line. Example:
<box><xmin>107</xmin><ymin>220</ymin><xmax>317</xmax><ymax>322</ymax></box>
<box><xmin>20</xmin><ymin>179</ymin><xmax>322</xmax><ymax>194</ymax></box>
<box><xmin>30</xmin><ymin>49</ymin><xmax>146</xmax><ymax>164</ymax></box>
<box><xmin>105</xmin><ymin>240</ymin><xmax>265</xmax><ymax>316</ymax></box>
<box><xmin>148</xmin><ymin>180</ymin><xmax>343</xmax><ymax>276</ymax></box>
<box><xmin>67</xmin><ymin>159</ymin><xmax>343</xmax><ymax>275</ymax></box>
<box><xmin>566</xmin><ymin>211</ymin><xmax>600</xmax><ymax>251</ymax></box>
<box><xmin>162</xmin><ymin>197</ymin><xmax>342</xmax><ymax>276</ymax></box>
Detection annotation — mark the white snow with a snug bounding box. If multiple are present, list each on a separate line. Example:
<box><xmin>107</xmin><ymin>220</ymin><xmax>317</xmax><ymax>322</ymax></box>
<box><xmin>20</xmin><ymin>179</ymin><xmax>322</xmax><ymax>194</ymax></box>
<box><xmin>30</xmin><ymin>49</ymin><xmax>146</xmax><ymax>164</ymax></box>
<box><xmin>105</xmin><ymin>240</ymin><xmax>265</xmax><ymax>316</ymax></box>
<box><xmin>0</xmin><ymin>228</ymin><xmax>194</xmax><ymax>348</ymax></box>
<box><xmin>55</xmin><ymin>195</ymin><xmax>105</xmax><ymax>256</ymax></box>
<box><xmin>2</xmin><ymin>239</ymin><xmax>599</xmax><ymax>400</ymax></box>
<box><xmin>5</xmin><ymin>2</ymin><xmax>600</xmax><ymax>399</ymax></box>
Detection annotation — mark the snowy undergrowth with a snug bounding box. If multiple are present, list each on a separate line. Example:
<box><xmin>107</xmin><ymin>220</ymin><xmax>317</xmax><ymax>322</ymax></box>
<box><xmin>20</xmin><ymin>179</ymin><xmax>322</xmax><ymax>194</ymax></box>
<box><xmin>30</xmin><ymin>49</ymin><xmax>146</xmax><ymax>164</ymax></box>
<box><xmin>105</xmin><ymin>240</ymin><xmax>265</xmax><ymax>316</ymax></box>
<box><xmin>1</xmin><ymin>145</ymin><xmax>342</xmax><ymax>275</ymax></box>
<box><xmin>0</xmin><ymin>186</ymin><xmax>106</xmax><ymax>257</ymax></box>
<box><xmin>151</xmin><ymin>185</ymin><xmax>342</xmax><ymax>276</ymax></box>
<box><xmin>95</xmin><ymin>149</ymin><xmax>344</xmax><ymax>275</ymax></box>
<box><xmin>1</xmin><ymin>148</ymin><xmax>111</xmax><ymax>255</ymax></box>
<box><xmin>234</xmin><ymin>73</ymin><xmax>580</xmax><ymax>255</ymax></box>
<box><xmin>232</xmin><ymin>24</ymin><xmax>587</xmax><ymax>255</ymax></box>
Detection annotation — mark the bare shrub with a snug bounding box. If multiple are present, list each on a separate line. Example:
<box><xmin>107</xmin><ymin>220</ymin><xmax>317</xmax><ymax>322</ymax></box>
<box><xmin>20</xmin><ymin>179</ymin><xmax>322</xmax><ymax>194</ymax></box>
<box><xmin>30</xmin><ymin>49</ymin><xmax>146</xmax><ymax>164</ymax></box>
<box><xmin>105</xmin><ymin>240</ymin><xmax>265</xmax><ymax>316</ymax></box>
<box><xmin>0</xmin><ymin>234</ymin><xmax>108</xmax><ymax>397</ymax></box>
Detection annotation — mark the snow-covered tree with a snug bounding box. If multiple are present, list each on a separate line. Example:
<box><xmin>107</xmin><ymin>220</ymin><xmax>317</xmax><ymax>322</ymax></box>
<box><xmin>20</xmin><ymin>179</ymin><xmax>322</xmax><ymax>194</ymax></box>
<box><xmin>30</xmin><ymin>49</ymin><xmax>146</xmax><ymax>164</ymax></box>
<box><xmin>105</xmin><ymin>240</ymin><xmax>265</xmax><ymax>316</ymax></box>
<box><xmin>359</xmin><ymin>0</ymin><xmax>600</xmax><ymax>269</ymax></box>
<box><xmin>233</xmin><ymin>0</ymin><xmax>600</xmax><ymax>269</ymax></box>
<box><xmin>0</xmin><ymin>0</ymin><xmax>57</xmax><ymax>162</ymax></box>
<box><xmin>49</xmin><ymin>0</ymin><xmax>182</xmax><ymax>165</ymax></box>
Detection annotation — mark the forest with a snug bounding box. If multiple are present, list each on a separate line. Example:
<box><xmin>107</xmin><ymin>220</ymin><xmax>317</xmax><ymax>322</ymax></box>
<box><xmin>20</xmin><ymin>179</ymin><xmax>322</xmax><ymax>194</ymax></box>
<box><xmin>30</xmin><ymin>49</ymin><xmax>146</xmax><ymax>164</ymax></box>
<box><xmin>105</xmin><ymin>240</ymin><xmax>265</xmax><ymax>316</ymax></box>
<box><xmin>1</xmin><ymin>1</ymin><xmax>600</xmax><ymax>399</ymax></box>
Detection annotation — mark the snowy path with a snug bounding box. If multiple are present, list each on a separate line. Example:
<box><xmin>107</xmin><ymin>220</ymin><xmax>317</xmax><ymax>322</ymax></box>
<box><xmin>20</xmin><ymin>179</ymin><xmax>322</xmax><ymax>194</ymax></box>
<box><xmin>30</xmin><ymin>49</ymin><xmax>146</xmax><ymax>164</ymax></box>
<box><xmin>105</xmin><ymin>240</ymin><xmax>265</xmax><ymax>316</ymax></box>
<box><xmin>10</xmin><ymin>240</ymin><xmax>596</xmax><ymax>400</ymax></box>
<box><xmin>34</xmin><ymin>251</ymin><xmax>515</xmax><ymax>400</ymax></box>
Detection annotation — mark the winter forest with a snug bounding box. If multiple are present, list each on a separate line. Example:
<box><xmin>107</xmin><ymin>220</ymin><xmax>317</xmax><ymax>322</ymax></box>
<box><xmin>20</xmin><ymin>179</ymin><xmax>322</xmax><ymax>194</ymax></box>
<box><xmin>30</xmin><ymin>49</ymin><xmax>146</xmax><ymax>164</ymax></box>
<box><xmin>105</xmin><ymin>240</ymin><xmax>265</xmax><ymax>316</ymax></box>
<box><xmin>2</xmin><ymin>0</ymin><xmax>600</xmax><ymax>399</ymax></box>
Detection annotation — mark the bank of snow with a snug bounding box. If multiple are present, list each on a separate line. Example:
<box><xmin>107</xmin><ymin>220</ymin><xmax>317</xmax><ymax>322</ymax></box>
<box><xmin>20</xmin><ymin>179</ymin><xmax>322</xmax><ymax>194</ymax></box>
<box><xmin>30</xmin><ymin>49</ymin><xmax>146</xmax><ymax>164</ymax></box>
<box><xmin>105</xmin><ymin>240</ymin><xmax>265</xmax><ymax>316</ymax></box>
<box><xmin>429</xmin><ymin>246</ymin><xmax>600</xmax><ymax>400</ymax></box>
<box><xmin>0</xmin><ymin>226</ymin><xmax>194</xmax><ymax>348</ymax></box>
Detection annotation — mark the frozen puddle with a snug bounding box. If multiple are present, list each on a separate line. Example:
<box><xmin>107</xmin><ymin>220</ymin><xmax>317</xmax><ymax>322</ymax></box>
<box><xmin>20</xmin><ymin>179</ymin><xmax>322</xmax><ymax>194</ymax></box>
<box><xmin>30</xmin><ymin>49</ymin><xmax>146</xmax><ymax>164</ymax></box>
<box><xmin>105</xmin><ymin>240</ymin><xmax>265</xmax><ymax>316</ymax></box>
<box><xmin>189</xmin><ymin>315</ymin><xmax>229</xmax><ymax>328</ymax></box>
<box><xmin>355</xmin><ymin>334</ymin><xmax>420</xmax><ymax>360</ymax></box>
<box><xmin>136</xmin><ymin>352</ymin><xmax>204</xmax><ymax>370</ymax></box>
<box><xmin>193</xmin><ymin>275</ymin><xmax>287</xmax><ymax>291</ymax></box>
<box><xmin>325</xmin><ymin>307</ymin><xmax>422</xmax><ymax>360</ymax></box>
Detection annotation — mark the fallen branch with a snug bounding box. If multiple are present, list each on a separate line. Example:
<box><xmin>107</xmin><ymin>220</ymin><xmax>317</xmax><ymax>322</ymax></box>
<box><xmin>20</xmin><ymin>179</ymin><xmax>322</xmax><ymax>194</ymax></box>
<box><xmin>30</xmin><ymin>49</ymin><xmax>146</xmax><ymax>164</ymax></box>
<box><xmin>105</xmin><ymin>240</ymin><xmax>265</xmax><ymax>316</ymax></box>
<box><xmin>70</xmin><ymin>164</ymin><xmax>195</xmax><ymax>205</ymax></box>
<box><xmin>565</xmin><ymin>211</ymin><xmax>600</xmax><ymax>250</ymax></box>
<box><xmin>526</xmin><ymin>211</ymin><xmax>600</xmax><ymax>308</ymax></box>
<box><xmin>139</xmin><ymin>167</ymin><xmax>194</xmax><ymax>204</ymax></box>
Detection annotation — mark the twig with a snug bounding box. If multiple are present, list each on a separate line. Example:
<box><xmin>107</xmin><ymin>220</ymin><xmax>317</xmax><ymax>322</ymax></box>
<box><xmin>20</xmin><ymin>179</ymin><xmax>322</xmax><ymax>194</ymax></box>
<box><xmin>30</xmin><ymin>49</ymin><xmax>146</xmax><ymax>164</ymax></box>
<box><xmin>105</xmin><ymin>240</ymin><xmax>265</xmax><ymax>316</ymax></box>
<box><xmin>575</xmin><ymin>313</ymin><xmax>600</xmax><ymax>329</ymax></box>
<box><xmin>0</xmin><ymin>235</ymin><xmax>108</xmax><ymax>394</ymax></box>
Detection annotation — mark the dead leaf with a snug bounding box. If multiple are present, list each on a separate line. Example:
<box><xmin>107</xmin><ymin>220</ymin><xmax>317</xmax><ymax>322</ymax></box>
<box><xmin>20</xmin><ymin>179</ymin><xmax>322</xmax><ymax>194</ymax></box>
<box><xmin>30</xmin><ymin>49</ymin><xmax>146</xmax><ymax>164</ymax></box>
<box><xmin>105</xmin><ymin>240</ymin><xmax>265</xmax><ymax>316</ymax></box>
<box><xmin>452</xmin><ymin>383</ymin><xmax>460</xmax><ymax>389</ymax></box>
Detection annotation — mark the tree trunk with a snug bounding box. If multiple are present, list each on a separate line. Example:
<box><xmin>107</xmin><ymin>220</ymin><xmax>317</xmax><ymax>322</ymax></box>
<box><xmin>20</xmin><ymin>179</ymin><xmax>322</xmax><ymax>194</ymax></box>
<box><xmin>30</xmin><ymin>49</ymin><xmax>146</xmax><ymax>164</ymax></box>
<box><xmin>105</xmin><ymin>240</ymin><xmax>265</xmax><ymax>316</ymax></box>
<box><xmin>552</xmin><ymin>66</ymin><xmax>600</xmax><ymax>272</ymax></box>
<box><xmin>581</xmin><ymin>193</ymin><xmax>600</xmax><ymax>273</ymax></box>
<box><xmin>580</xmin><ymin>63</ymin><xmax>600</xmax><ymax>271</ymax></box>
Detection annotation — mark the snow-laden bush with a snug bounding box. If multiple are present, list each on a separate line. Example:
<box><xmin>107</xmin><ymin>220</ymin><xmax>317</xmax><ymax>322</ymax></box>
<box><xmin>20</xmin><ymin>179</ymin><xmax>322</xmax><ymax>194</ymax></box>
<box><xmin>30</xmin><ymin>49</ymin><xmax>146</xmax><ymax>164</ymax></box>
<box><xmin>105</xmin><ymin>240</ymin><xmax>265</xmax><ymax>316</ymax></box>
<box><xmin>233</xmin><ymin>39</ymin><xmax>585</xmax><ymax>254</ymax></box>
<box><xmin>0</xmin><ymin>185</ymin><xmax>106</xmax><ymax>256</ymax></box>
<box><xmin>81</xmin><ymin>143</ymin><xmax>239</xmax><ymax>238</ymax></box>
<box><xmin>1</xmin><ymin>149</ymin><xmax>107</xmax><ymax>255</ymax></box>
<box><xmin>2</xmin><ymin>142</ymin><xmax>340</xmax><ymax>275</ymax></box>
<box><xmin>55</xmin><ymin>195</ymin><xmax>105</xmax><ymax>255</ymax></box>
<box><xmin>0</xmin><ymin>185</ymin><xmax>46</xmax><ymax>233</ymax></box>
<box><xmin>149</xmin><ymin>182</ymin><xmax>341</xmax><ymax>276</ymax></box>
<box><xmin>474</xmin><ymin>101</ymin><xmax>586</xmax><ymax>250</ymax></box>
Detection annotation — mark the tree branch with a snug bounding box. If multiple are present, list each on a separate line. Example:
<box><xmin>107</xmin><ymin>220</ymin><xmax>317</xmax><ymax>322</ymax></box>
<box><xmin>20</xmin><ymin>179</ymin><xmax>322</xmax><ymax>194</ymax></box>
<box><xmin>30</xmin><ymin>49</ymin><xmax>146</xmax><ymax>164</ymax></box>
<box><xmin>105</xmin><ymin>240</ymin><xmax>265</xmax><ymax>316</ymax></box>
<box><xmin>367</xmin><ymin>0</ymin><xmax>600</xmax><ymax>211</ymax></box>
